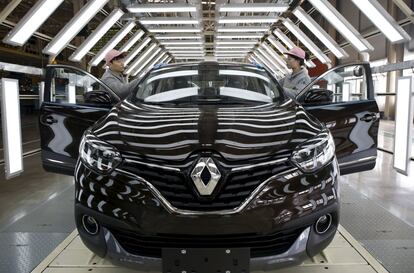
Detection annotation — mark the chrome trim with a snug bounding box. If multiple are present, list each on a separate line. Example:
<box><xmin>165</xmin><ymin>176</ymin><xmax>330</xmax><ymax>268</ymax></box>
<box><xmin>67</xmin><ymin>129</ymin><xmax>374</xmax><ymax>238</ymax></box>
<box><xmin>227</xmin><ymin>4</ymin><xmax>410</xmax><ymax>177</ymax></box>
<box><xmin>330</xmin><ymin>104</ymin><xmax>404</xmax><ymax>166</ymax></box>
<box><xmin>338</xmin><ymin>156</ymin><xmax>376</xmax><ymax>167</ymax></box>
<box><xmin>102</xmin><ymin>226</ymin><xmax>311</xmax><ymax>271</ymax></box>
<box><xmin>123</xmin><ymin>158</ymin><xmax>181</xmax><ymax>172</ymax></box>
<box><xmin>115</xmin><ymin>166</ymin><xmax>298</xmax><ymax>216</ymax></box>
<box><xmin>231</xmin><ymin>157</ymin><xmax>288</xmax><ymax>172</ymax></box>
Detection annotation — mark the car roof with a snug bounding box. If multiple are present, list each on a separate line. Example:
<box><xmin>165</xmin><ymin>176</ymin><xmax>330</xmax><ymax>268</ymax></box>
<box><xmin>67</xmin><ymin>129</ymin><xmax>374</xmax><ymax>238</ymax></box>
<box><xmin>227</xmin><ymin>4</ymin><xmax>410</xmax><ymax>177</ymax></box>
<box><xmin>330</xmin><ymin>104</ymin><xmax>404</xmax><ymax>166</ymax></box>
<box><xmin>149</xmin><ymin>61</ymin><xmax>266</xmax><ymax>74</ymax></box>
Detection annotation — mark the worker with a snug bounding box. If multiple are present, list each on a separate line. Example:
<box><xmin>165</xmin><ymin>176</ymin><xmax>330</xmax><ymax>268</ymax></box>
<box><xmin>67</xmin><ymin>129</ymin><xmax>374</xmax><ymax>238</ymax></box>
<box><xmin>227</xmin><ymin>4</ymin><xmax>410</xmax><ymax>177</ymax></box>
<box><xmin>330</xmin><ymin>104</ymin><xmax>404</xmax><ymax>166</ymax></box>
<box><xmin>100</xmin><ymin>49</ymin><xmax>140</xmax><ymax>100</ymax></box>
<box><xmin>279</xmin><ymin>47</ymin><xmax>311</xmax><ymax>98</ymax></box>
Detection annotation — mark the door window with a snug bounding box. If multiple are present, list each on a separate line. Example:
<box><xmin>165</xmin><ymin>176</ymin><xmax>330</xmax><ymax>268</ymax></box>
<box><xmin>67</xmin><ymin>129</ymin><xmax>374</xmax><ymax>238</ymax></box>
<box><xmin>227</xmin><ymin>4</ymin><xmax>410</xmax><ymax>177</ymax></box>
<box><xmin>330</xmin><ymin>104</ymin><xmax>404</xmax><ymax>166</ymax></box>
<box><xmin>306</xmin><ymin>64</ymin><xmax>369</xmax><ymax>103</ymax></box>
<box><xmin>49</xmin><ymin>67</ymin><xmax>112</xmax><ymax>105</ymax></box>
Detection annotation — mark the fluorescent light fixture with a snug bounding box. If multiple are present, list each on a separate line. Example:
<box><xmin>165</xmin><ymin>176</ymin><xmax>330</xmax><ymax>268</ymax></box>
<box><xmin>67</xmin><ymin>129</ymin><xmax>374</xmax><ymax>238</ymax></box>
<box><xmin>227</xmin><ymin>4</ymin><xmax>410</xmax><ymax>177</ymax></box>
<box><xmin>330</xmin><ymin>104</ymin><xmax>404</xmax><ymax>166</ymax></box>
<box><xmin>351</xmin><ymin>0</ymin><xmax>410</xmax><ymax>43</ymax></box>
<box><xmin>218</xmin><ymin>16</ymin><xmax>278</xmax><ymax>24</ymax></box>
<box><xmin>118</xmin><ymin>30</ymin><xmax>145</xmax><ymax>52</ymax></box>
<box><xmin>168</xmin><ymin>50</ymin><xmax>204</xmax><ymax>54</ymax></box>
<box><xmin>132</xmin><ymin>48</ymin><xmax>163</xmax><ymax>76</ymax></box>
<box><xmin>216</xmin><ymin>41</ymin><xmax>257</xmax><ymax>45</ymax></box>
<box><xmin>125</xmin><ymin>43</ymin><xmax>158</xmax><ymax>75</ymax></box>
<box><xmin>219</xmin><ymin>3</ymin><xmax>288</xmax><ymax>13</ymax></box>
<box><xmin>68</xmin><ymin>84</ymin><xmax>76</xmax><ymax>104</ymax></box>
<box><xmin>260</xmin><ymin>43</ymin><xmax>289</xmax><ymax>71</ymax></box>
<box><xmin>256</xmin><ymin>48</ymin><xmax>287</xmax><ymax>74</ymax></box>
<box><xmin>3</xmin><ymin>0</ymin><xmax>64</xmax><ymax>46</ymax></box>
<box><xmin>273</xmin><ymin>29</ymin><xmax>295</xmax><ymax>49</ymax></box>
<box><xmin>38</xmin><ymin>81</ymin><xmax>45</xmax><ymax>108</ymax></box>
<box><xmin>217</xmin><ymin>27</ymin><xmax>268</xmax><ymax>32</ymax></box>
<box><xmin>308</xmin><ymin>0</ymin><xmax>373</xmax><ymax>52</ymax></box>
<box><xmin>216</xmin><ymin>46</ymin><xmax>253</xmax><ymax>49</ymax></box>
<box><xmin>216</xmin><ymin>34</ymin><xmax>262</xmax><ymax>39</ymax></box>
<box><xmin>216</xmin><ymin>50</ymin><xmax>250</xmax><ymax>54</ymax></box>
<box><xmin>393</xmin><ymin>76</ymin><xmax>414</xmax><ymax>175</ymax></box>
<box><xmin>128</xmin><ymin>3</ymin><xmax>196</xmax><ymax>13</ymax></box>
<box><xmin>1</xmin><ymin>78</ymin><xmax>23</xmax><ymax>179</ymax></box>
<box><xmin>174</xmin><ymin>56</ymin><xmax>205</xmax><ymax>59</ymax></box>
<box><xmin>342</xmin><ymin>82</ymin><xmax>350</xmax><ymax>102</ymax></box>
<box><xmin>253</xmin><ymin>52</ymin><xmax>281</xmax><ymax>76</ymax></box>
<box><xmin>161</xmin><ymin>40</ymin><xmax>203</xmax><ymax>45</ymax></box>
<box><xmin>89</xmin><ymin>21</ymin><xmax>136</xmax><ymax>67</ymax></box>
<box><xmin>69</xmin><ymin>9</ymin><xmax>124</xmax><ymax>62</ymax></box>
<box><xmin>137</xmin><ymin>53</ymin><xmax>169</xmax><ymax>79</ymax></box>
<box><xmin>43</xmin><ymin>0</ymin><xmax>109</xmax><ymax>56</ymax></box>
<box><xmin>156</xmin><ymin>35</ymin><xmax>201</xmax><ymax>40</ymax></box>
<box><xmin>283</xmin><ymin>18</ymin><xmax>331</xmax><ymax>64</ymax></box>
<box><xmin>267</xmin><ymin>35</ymin><xmax>288</xmax><ymax>53</ymax></box>
<box><xmin>148</xmin><ymin>27</ymin><xmax>201</xmax><ymax>33</ymax></box>
<box><xmin>124</xmin><ymin>37</ymin><xmax>152</xmax><ymax>66</ymax></box>
<box><xmin>293</xmin><ymin>7</ymin><xmax>348</xmax><ymax>59</ymax></box>
<box><xmin>165</xmin><ymin>46</ymin><xmax>204</xmax><ymax>49</ymax></box>
<box><xmin>140</xmin><ymin>17</ymin><xmax>199</xmax><ymax>25</ymax></box>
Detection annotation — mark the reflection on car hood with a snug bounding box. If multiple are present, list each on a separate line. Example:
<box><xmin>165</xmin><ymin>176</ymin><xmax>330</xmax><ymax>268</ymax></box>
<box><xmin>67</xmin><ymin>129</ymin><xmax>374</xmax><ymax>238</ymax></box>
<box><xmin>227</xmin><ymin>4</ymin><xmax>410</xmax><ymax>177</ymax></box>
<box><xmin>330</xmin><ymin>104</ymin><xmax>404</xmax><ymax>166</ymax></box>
<box><xmin>92</xmin><ymin>99</ymin><xmax>323</xmax><ymax>163</ymax></box>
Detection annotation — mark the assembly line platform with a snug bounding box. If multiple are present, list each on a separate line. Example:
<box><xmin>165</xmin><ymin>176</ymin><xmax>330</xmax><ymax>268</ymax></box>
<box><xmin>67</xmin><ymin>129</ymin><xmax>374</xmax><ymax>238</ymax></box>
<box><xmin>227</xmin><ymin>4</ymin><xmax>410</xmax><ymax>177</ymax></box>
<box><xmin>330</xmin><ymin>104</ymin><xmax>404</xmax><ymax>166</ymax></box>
<box><xmin>31</xmin><ymin>226</ymin><xmax>389</xmax><ymax>273</ymax></box>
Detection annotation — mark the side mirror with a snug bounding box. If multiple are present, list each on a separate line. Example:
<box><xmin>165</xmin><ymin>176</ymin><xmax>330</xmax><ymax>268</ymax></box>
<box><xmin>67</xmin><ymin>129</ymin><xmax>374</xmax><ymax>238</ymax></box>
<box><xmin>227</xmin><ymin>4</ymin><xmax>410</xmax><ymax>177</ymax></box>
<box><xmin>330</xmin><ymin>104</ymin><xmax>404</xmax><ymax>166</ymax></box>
<box><xmin>84</xmin><ymin>90</ymin><xmax>113</xmax><ymax>105</ymax></box>
<box><xmin>304</xmin><ymin>88</ymin><xmax>333</xmax><ymax>104</ymax></box>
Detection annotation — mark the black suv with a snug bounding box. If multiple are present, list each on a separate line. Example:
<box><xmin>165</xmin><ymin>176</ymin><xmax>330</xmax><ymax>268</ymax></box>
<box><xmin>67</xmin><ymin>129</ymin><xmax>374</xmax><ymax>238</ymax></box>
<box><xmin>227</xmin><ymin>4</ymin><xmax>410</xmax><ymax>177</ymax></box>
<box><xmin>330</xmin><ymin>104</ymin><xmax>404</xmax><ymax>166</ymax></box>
<box><xmin>40</xmin><ymin>62</ymin><xmax>379</xmax><ymax>271</ymax></box>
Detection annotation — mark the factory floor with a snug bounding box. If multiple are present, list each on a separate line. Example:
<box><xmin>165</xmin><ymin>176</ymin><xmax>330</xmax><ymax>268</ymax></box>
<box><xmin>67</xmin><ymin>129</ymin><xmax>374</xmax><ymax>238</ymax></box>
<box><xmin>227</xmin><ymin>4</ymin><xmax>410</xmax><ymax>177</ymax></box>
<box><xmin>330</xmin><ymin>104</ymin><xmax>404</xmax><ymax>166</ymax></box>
<box><xmin>0</xmin><ymin>118</ymin><xmax>413</xmax><ymax>273</ymax></box>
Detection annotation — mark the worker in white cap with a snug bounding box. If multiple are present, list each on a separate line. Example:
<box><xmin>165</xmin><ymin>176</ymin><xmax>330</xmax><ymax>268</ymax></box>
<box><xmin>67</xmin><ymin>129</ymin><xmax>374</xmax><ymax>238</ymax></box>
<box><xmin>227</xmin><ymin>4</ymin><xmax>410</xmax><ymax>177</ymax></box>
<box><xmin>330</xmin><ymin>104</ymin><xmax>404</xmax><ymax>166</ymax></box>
<box><xmin>100</xmin><ymin>49</ymin><xmax>140</xmax><ymax>100</ymax></box>
<box><xmin>279</xmin><ymin>47</ymin><xmax>311</xmax><ymax>98</ymax></box>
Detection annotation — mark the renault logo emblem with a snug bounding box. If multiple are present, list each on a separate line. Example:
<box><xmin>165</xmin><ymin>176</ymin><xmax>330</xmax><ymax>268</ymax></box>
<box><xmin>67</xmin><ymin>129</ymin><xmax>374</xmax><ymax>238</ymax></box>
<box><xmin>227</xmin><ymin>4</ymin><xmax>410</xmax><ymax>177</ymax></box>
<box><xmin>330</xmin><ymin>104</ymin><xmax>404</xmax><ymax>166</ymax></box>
<box><xmin>191</xmin><ymin>157</ymin><xmax>221</xmax><ymax>196</ymax></box>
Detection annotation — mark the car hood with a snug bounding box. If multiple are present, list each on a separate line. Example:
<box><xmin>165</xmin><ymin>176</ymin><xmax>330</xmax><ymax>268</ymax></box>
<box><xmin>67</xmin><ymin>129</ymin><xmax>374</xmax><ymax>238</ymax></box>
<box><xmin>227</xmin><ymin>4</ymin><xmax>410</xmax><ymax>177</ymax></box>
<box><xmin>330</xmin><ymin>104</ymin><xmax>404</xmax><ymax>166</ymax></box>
<box><xmin>94</xmin><ymin>99</ymin><xmax>323</xmax><ymax>163</ymax></box>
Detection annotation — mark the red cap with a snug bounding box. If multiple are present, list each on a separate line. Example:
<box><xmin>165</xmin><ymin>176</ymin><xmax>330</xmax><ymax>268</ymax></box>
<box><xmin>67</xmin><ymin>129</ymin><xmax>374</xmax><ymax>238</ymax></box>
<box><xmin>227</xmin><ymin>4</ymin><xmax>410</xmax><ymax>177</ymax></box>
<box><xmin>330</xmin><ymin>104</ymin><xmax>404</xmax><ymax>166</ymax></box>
<box><xmin>105</xmin><ymin>49</ymin><xmax>126</xmax><ymax>66</ymax></box>
<box><xmin>285</xmin><ymin>47</ymin><xmax>306</xmax><ymax>60</ymax></box>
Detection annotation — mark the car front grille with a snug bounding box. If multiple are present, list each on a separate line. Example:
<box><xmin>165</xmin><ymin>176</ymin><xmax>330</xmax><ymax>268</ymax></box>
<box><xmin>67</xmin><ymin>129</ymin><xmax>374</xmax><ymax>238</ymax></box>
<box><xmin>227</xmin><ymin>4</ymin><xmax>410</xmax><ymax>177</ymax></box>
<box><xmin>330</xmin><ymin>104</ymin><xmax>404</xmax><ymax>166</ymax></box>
<box><xmin>122</xmin><ymin>158</ymin><xmax>291</xmax><ymax>212</ymax></box>
<box><xmin>110</xmin><ymin>226</ymin><xmax>305</xmax><ymax>258</ymax></box>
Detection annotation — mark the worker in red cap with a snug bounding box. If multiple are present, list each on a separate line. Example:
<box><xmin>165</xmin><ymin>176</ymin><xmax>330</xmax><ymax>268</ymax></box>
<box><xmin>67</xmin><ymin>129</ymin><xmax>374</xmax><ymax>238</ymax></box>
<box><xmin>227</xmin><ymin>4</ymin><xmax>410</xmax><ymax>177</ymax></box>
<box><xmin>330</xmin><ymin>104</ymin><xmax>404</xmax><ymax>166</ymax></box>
<box><xmin>279</xmin><ymin>47</ymin><xmax>311</xmax><ymax>98</ymax></box>
<box><xmin>100</xmin><ymin>49</ymin><xmax>140</xmax><ymax>100</ymax></box>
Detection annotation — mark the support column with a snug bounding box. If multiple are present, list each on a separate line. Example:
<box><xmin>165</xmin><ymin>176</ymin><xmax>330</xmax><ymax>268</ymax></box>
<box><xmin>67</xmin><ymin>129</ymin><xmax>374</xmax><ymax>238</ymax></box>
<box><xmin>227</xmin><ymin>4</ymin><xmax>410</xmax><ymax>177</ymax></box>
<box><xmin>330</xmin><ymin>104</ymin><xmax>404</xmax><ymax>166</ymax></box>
<box><xmin>384</xmin><ymin>1</ymin><xmax>404</xmax><ymax>120</ymax></box>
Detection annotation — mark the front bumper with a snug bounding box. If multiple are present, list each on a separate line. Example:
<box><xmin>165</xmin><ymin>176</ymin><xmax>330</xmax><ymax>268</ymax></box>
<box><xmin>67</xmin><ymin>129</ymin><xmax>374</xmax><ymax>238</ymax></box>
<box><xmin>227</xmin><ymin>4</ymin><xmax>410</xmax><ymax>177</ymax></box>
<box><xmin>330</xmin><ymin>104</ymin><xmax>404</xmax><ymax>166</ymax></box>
<box><xmin>74</xmin><ymin>158</ymin><xmax>339</xmax><ymax>270</ymax></box>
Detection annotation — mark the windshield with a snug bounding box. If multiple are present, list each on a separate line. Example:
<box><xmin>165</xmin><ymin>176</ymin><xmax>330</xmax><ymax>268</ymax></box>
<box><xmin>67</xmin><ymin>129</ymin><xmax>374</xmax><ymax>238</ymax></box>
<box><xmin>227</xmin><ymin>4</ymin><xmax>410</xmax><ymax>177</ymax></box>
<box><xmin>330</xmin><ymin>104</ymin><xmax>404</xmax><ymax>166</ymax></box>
<box><xmin>133</xmin><ymin>63</ymin><xmax>285</xmax><ymax>105</ymax></box>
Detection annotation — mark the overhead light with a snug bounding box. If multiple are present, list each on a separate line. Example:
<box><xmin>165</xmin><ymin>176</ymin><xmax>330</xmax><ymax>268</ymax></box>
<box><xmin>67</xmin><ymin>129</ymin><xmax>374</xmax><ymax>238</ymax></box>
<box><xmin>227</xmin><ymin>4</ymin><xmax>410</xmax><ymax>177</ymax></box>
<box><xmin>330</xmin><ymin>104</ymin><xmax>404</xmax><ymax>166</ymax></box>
<box><xmin>165</xmin><ymin>45</ymin><xmax>204</xmax><ymax>49</ymax></box>
<box><xmin>218</xmin><ymin>3</ymin><xmax>288</xmax><ymax>13</ymax></box>
<box><xmin>140</xmin><ymin>17</ymin><xmax>199</xmax><ymax>25</ymax></box>
<box><xmin>161</xmin><ymin>40</ymin><xmax>203</xmax><ymax>45</ymax></box>
<box><xmin>43</xmin><ymin>0</ymin><xmax>109</xmax><ymax>56</ymax></box>
<box><xmin>127</xmin><ymin>3</ymin><xmax>197</xmax><ymax>13</ymax></box>
<box><xmin>308</xmin><ymin>0</ymin><xmax>373</xmax><ymax>52</ymax></box>
<box><xmin>256</xmin><ymin>48</ymin><xmax>287</xmax><ymax>74</ymax></box>
<box><xmin>216</xmin><ymin>34</ymin><xmax>263</xmax><ymax>39</ymax></box>
<box><xmin>1</xmin><ymin>78</ymin><xmax>23</xmax><ymax>179</ymax></box>
<box><xmin>69</xmin><ymin>9</ymin><xmax>124</xmax><ymax>62</ymax></box>
<box><xmin>168</xmin><ymin>50</ymin><xmax>204</xmax><ymax>53</ymax></box>
<box><xmin>124</xmin><ymin>37</ymin><xmax>152</xmax><ymax>66</ymax></box>
<box><xmin>156</xmin><ymin>34</ymin><xmax>201</xmax><ymax>40</ymax></box>
<box><xmin>283</xmin><ymin>18</ymin><xmax>331</xmax><ymax>64</ymax></box>
<box><xmin>351</xmin><ymin>0</ymin><xmax>410</xmax><ymax>43</ymax></box>
<box><xmin>137</xmin><ymin>53</ymin><xmax>169</xmax><ymax>79</ymax></box>
<box><xmin>125</xmin><ymin>43</ymin><xmax>158</xmax><ymax>75</ymax></box>
<box><xmin>273</xmin><ymin>29</ymin><xmax>295</xmax><ymax>49</ymax></box>
<box><xmin>217</xmin><ymin>27</ymin><xmax>268</xmax><ymax>32</ymax></box>
<box><xmin>260</xmin><ymin>43</ymin><xmax>289</xmax><ymax>71</ymax></box>
<box><xmin>293</xmin><ymin>7</ymin><xmax>348</xmax><ymax>59</ymax></box>
<box><xmin>131</xmin><ymin>48</ymin><xmax>163</xmax><ymax>77</ymax></box>
<box><xmin>148</xmin><ymin>27</ymin><xmax>201</xmax><ymax>33</ymax></box>
<box><xmin>216</xmin><ymin>41</ymin><xmax>257</xmax><ymax>45</ymax></box>
<box><xmin>174</xmin><ymin>56</ymin><xmax>205</xmax><ymax>59</ymax></box>
<box><xmin>216</xmin><ymin>50</ymin><xmax>250</xmax><ymax>54</ymax></box>
<box><xmin>253</xmin><ymin>52</ymin><xmax>281</xmax><ymax>76</ymax></box>
<box><xmin>216</xmin><ymin>46</ymin><xmax>254</xmax><ymax>49</ymax></box>
<box><xmin>270</xmin><ymin>33</ymin><xmax>316</xmax><ymax>69</ymax></box>
<box><xmin>119</xmin><ymin>30</ymin><xmax>145</xmax><ymax>52</ymax></box>
<box><xmin>218</xmin><ymin>16</ymin><xmax>278</xmax><ymax>24</ymax></box>
<box><xmin>89</xmin><ymin>21</ymin><xmax>136</xmax><ymax>67</ymax></box>
<box><xmin>3</xmin><ymin>0</ymin><xmax>64</xmax><ymax>46</ymax></box>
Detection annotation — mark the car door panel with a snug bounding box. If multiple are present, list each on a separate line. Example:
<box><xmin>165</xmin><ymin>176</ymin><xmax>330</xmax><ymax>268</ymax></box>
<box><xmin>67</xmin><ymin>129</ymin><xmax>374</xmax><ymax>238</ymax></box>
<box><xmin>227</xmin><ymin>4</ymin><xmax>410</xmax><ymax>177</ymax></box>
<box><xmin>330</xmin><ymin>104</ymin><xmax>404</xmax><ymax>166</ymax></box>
<box><xmin>299</xmin><ymin>63</ymin><xmax>379</xmax><ymax>175</ymax></box>
<box><xmin>304</xmin><ymin>100</ymin><xmax>379</xmax><ymax>175</ymax></box>
<box><xmin>40</xmin><ymin>65</ymin><xmax>119</xmax><ymax>176</ymax></box>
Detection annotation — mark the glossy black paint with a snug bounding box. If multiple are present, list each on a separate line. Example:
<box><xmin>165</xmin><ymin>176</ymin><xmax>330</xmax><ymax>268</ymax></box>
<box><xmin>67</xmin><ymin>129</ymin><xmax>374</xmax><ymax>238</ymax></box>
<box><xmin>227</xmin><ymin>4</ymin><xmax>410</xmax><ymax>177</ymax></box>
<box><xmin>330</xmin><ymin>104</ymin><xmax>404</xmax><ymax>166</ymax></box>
<box><xmin>40</xmin><ymin>62</ymin><xmax>379</xmax><ymax>270</ymax></box>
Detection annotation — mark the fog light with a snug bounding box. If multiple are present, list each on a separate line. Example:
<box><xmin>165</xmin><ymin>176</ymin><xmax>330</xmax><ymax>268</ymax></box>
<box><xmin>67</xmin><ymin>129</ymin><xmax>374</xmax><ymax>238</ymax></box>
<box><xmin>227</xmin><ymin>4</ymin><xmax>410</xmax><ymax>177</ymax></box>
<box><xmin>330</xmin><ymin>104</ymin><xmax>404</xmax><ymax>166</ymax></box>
<box><xmin>82</xmin><ymin>215</ymin><xmax>99</xmax><ymax>235</ymax></box>
<box><xmin>315</xmin><ymin>214</ymin><xmax>332</xmax><ymax>234</ymax></box>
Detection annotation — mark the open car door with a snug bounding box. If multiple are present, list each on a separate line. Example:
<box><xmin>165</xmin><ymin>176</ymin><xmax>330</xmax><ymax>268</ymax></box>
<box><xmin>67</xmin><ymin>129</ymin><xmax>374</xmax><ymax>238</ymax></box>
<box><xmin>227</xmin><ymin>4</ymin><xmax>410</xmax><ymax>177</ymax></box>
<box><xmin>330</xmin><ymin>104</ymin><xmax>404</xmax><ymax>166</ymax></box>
<box><xmin>297</xmin><ymin>63</ymin><xmax>379</xmax><ymax>175</ymax></box>
<box><xmin>40</xmin><ymin>65</ymin><xmax>120</xmax><ymax>175</ymax></box>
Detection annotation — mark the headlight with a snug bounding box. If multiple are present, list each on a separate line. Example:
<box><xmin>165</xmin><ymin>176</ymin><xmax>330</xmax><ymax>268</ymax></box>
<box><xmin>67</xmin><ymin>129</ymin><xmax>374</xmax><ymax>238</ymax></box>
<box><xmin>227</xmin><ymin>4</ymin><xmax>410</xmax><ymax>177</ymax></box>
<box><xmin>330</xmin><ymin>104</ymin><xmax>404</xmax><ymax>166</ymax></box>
<box><xmin>291</xmin><ymin>130</ymin><xmax>335</xmax><ymax>173</ymax></box>
<box><xmin>79</xmin><ymin>132</ymin><xmax>122</xmax><ymax>173</ymax></box>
